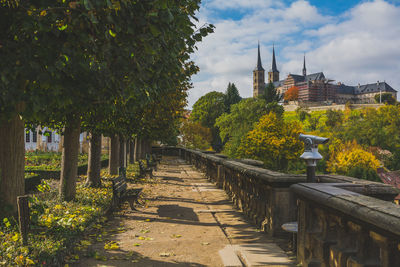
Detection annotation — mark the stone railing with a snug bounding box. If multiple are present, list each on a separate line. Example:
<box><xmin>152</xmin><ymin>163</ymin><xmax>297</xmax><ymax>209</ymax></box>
<box><xmin>153</xmin><ymin>146</ymin><xmax>400</xmax><ymax>266</ymax></box>
<box><xmin>292</xmin><ymin>183</ymin><xmax>400</xmax><ymax>266</ymax></box>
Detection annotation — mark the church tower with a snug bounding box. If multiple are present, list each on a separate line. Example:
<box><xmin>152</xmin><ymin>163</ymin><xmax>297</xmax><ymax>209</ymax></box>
<box><xmin>302</xmin><ymin>53</ymin><xmax>307</xmax><ymax>77</ymax></box>
<box><xmin>268</xmin><ymin>45</ymin><xmax>279</xmax><ymax>83</ymax></box>
<box><xmin>253</xmin><ymin>42</ymin><xmax>265</xmax><ymax>97</ymax></box>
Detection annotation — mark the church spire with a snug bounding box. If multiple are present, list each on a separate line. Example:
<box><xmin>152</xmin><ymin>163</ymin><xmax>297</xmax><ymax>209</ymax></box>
<box><xmin>268</xmin><ymin>44</ymin><xmax>279</xmax><ymax>83</ymax></box>
<box><xmin>303</xmin><ymin>53</ymin><xmax>306</xmax><ymax>77</ymax></box>
<box><xmin>271</xmin><ymin>44</ymin><xmax>278</xmax><ymax>72</ymax></box>
<box><xmin>255</xmin><ymin>41</ymin><xmax>264</xmax><ymax>71</ymax></box>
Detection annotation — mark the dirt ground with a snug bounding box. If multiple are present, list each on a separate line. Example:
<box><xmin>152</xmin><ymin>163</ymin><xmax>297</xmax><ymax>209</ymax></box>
<box><xmin>70</xmin><ymin>157</ymin><xmax>294</xmax><ymax>267</ymax></box>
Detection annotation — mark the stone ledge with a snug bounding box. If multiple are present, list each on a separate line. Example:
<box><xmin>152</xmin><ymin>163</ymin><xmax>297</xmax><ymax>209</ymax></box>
<box><xmin>291</xmin><ymin>183</ymin><xmax>400</xmax><ymax>236</ymax></box>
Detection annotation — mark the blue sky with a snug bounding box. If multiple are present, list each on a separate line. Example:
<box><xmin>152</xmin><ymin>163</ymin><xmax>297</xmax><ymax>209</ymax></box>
<box><xmin>188</xmin><ymin>0</ymin><xmax>400</xmax><ymax>107</ymax></box>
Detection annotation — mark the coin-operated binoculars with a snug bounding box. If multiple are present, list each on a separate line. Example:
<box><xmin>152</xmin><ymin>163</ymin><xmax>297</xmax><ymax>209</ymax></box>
<box><xmin>299</xmin><ymin>134</ymin><xmax>329</xmax><ymax>182</ymax></box>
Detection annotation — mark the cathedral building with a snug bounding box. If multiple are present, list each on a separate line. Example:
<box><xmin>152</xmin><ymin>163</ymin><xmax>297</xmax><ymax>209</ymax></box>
<box><xmin>253</xmin><ymin>45</ymin><xmax>397</xmax><ymax>103</ymax></box>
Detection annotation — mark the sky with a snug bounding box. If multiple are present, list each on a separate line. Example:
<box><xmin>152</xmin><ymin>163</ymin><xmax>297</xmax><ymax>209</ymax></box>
<box><xmin>187</xmin><ymin>0</ymin><xmax>400</xmax><ymax>108</ymax></box>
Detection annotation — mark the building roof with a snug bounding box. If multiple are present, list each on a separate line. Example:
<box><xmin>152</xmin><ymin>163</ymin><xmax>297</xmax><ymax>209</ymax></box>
<box><xmin>355</xmin><ymin>81</ymin><xmax>397</xmax><ymax>95</ymax></box>
<box><xmin>305</xmin><ymin>72</ymin><xmax>325</xmax><ymax>82</ymax></box>
<box><xmin>378</xmin><ymin>168</ymin><xmax>400</xmax><ymax>200</ymax></box>
<box><xmin>337</xmin><ymin>81</ymin><xmax>397</xmax><ymax>95</ymax></box>
<box><xmin>288</xmin><ymin>72</ymin><xmax>325</xmax><ymax>83</ymax></box>
<box><xmin>254</xmin><ymin>43</ymin><xmax>264</xmax><ymax>71</ymax></box>
<box><xmin>336</xmin><ymin>84</ymin><xmax>355</xmax><ymax>94</ymax></box>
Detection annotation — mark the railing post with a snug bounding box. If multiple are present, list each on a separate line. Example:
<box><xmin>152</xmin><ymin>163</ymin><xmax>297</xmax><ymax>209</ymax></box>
<box><xmin>17</xmin><ymin>195</ymin><xmax>30</xmax><ymax>245</ymax></box>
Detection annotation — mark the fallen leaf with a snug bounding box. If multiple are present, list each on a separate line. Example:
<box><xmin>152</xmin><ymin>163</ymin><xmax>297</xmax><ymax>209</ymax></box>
<box><xmin>159</xmin><ymin>252</ymin><xmax>171</xmax><ymax>257</ymax></box>
<box><xmin>201</xmin><ymin>242</ymin><xmax>210</xmax><ymax>245</ymax></box>
<box><xmin>133</xmin><ymin>243</ymin><xmax>141</xmax><ymax>246</ymax></box>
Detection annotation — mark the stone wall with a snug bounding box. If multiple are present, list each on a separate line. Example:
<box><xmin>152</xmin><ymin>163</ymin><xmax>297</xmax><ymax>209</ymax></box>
<box><xmin>154</xmin><ymin>146</ymin><xmax>400</xmax><ymax>266</ymax></box>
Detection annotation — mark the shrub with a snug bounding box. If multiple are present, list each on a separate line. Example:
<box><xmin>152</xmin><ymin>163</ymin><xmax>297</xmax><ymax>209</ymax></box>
<box><xmin>237</xmin><ymin>113</ymin><xmax>303</xmax><ymax>171</ymax></box>
<box><xmin>327</xmin><ymin>141</ymin><xmax>380</xmax><ymax>180</ymax></box>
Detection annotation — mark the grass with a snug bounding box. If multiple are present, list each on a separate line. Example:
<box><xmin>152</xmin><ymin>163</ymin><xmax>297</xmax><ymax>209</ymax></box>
<box><xmin>25</xmin><ymin>151</ymin><xmax>108</xmax><ymax>171</ymax></box>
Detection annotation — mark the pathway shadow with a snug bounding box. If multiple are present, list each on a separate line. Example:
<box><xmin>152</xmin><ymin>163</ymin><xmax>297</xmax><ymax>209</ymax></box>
<box><xmin>161</xmin><ymin>176</ymin><xmax>184</xmax><ymax>183</ymax></box>
<box><xmin>157</xmin><ymin>205</ymin><xmax>199</xmax><ymax>221</ymax></box>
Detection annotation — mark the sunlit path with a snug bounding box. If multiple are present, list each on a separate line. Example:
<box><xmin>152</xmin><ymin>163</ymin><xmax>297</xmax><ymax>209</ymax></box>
<box><xmin>74</xmin><ymin>156</ymin><xmax>295</xmax><ymax>267</ymax></box>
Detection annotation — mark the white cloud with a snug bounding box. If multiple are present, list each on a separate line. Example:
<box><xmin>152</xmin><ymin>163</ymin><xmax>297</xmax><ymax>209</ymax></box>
<box><xmin>188</xmin><ymin>0</ymin><xmax>400</xmax><ymax>108</ymax></box>
<box><xmin>206</xmin><ymin>0</ymin><xmax>279</xmax><ymax>10</ymax></box>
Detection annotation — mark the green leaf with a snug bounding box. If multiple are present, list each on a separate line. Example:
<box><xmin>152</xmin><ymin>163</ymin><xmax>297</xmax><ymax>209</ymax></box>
<box><xmin>83</xmin><ymin>0</ymin><xmax>93</xmax><ymax>10</ymax></box>
<box><xmin>58</xmin><ymin>25</ymin><xmax>68</xmax><ymax>31</ymax></box>
<box><xmin>149</xmin><ymin>25</ymin><xmax>160</xmax><ymax>37</ymax></box>
<box><xmin>109</xmin><ymin>29</ymin><xmax>116</xmax><ymax>37</ymax></box>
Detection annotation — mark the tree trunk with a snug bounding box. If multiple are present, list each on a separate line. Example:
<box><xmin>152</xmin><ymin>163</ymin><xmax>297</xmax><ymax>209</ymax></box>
<box><xmin>134</xmin><ymin>137</ymin><xmax>140</xmax><ymax>162</ymax></box>
<box><xmin>85</xmin><ymin>133</ymin><xmax>102</xmax><ymax>187</ymax></box>
<box><xmin>0</xmin><ymin>114</ymin><xmax>25</xmax><ymax>214</ymax></box>
<box><xmin>119</xmin><ymin>137</ymin><xmax>126</xmax><ymax>168</ymax></box>
<box><xmin>129</xmin><ymin>140</ymin><xmax>135</xmax><ymax>164</ymax></box>
<box><xmin>108</xmin><ymin>135</ymin><xmax>119</xmax><ymax>175</ymax></box>
<box><xmin>59</xmin><ymin>116</ymin><xmax>81</xmax><ymax>201</ymax></box>
<box><xmin>141</xmin><ymin>139</ymin><xmax>147</xmax><ymax>159</ymax></box>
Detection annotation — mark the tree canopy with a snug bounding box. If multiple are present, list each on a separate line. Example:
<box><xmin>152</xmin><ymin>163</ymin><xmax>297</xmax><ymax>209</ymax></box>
<box><xmin>260</xmin><ymin>82</ymin><xmax>282</xmax><ymax>103</ymax></box>
<box><xmin>224</xmin><ymin>83</ymin><xmax>242</xmax><ymax>112</ymax></box>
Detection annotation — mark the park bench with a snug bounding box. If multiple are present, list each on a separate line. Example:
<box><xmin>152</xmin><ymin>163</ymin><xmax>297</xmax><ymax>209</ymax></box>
<box><xmin>152</xmin><ymin>153</ymin><xmax>162</xmax><ymax>164</ymax></box>
<box><xmin>112</xmin><ymin>175</ymin><xmax>142</xmax><ymax>210</ymax></box>
<box><xmin>146</xmin><ymin>153</ymin><xmax>158</xmax><ymax>171</ymax></box>
<box><xmin>139</xmin><ymin>160</ymin><xmax>153</xmax><ymax>178</ymax></box>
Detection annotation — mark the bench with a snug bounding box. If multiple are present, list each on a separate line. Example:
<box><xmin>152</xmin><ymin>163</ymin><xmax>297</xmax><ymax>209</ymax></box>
<box><xmin>112</xmin><ymin>175</ymin><xmax>142</xmax><ymax>210</ymax></box>
<box><xmin>139</xmin><ymin>160</ymin><xmax>153</xmax><ymax>178</ymax></box>
<box><xmin>152</xmin><ymin>153</ymin><xmax>161</xmax><ymax>164</ymax></box>
<box><xmin>146</xmin><ymin>153</ymin><xmax>158</xmax><ymax>171</ymax></box>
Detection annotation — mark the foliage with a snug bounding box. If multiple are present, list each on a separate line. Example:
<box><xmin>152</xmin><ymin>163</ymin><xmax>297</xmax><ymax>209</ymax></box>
<box><xmin>191</xmin><ymin>91</ymin><xmax>226</xmax><ymax>128</ymax></box>
<box><xmin>266</xmin><ymin>101</ymin><xmax>284</xmax><ymax>118</ymax></box>
<box><xmin>374</xmin><ymin>93</ymin><xmax>396</xmax><ymax>104</ymax></box>
<box><xmin>215</xmin><ymin>98</ymin><xmax>268</xmax><ymax>157</ymax></box>
<box><xmin>191</xmin><ymin>91</ymin><xmax>226</xmax><ymax>151</ymax></box>
<box><xmin>324</xmin><ymin>109</ymin><xmax>344</xmax><ymax>129</ymax></box>
<box><xmin>179</xmin><ymin>120</ymin><xmax>212</xmax><ymax>150</ymax></box>
<box><xmin>339</xmin><ymin>106</ymin><xmax>400</xmax><ymax>152</ymax></box>
<box><xmin>1</xmin><ymin>0</ymin><xmax>214</xmax><ymax>202</ymax></box>
<box><xmin>327</xmin><ymin>140</ymin><xmax>380</xmax><ymax>181</ymax></box>
<box><xmin>259</xmin><ymin>82</ymin><xmax>282</xmax><ymax>103</ymax></box>
<box><xmin>224</xmin><ymin>83</ymin><xmax>242</xmax><ymax>113</ymax></box>
<box><xmin>237</xmin><ymin>113</ymin><xmax>303</xmax><ymax>171</ymax></box>
<box><xmin>284</xmin><ymin>86</ymin><xmax>299</xmax><ymax>102</ymax></box>
<box><xmin>295</xmin><ymin>107</ymin><xmax>310</xmax><ymax>122</ymax></box>
<box><xmin>305</xmin><ymin>113</ymin><xmax>322</xmax><ymax>131</ymax></box>
<box><xmin>0</xmin><ymin>177</ymin><xmax>113</xmax><ymax>266</ymax></box>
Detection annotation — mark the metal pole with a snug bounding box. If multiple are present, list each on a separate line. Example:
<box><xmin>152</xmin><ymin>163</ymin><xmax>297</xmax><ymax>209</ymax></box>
<box><xmin>306</xmin><ymin>165</ymin><xmax>316</xmax><ymax>183</ymax></box>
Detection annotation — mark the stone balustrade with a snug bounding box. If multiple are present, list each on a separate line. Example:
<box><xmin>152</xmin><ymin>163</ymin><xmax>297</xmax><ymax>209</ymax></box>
<box><xmin>153</xmin><ymin>146</ymin><xmax>400</xmax><ymax>266</ymax></box>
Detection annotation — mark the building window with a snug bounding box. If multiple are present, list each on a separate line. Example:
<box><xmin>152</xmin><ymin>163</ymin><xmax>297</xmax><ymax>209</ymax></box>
<box><xmin>47</xmin><ymin>132</ymin><xmax>52</xmax><ymax>143</ymax></box>
<box><xmin>32</xmin><ymin>130</ymin><xmax>37</xmax><ymax>143</ymax></box>
<box><xmin>26</xmin><ymin>131</ymin><xmax>30</xmax><ymax>143</ymax></box>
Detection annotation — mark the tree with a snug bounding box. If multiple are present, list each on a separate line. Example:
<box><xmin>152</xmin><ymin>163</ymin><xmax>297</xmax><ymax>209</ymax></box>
<box><xmin>295</xmin><ymin>107</ymin><xmax>310</xmax><ymax>122</ymax></box>
<box><xmin>179</xmin><ymin>120</ymin><xmax>212</xmax><ymax>150</ymax></box>
<box><xmin>266</xmin><ymin>101</ymin><xmax>284</xmax><ymax>118</ymax></box>
<box><xmin>237</xmin><ymin>113</ymin><xmax>303</xmax><ymax>170</ymax></box>
<box><xmin>260</xmin><ymin>82</ymin><xmax>282</xmax><ymax>103</ymax></box>
<box><xmin>224</xmin><ymin>83</ymin><xmax>241</xmax><ymax>112</ymax></box>
<box><xmin>374</xmin><ymin>93</ymin><xmax>396</xmax><ymax>105</ymax></box>
<box><xmin>284</xmin><ymin>86</ymin><xmax>299</xmax><ymax>102</ymax></box>
<box><xmin>191</xmin><ymin>91</ymin><xmax>226</xmax><ymax>151</ymax></box>
<box><xmin>0</xmin><ymin>0</ymin><xmax>214</xmax><ymax>207</ymax></box>
<box><xmin>215</xmin><ymin>98</ymin><xmax>268</xmax><ymax>157</ymax></box>
<box><xmin>325</xmin><ymin>109</ymin><xmax>344</xmax><ymax>129</ymax></box>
